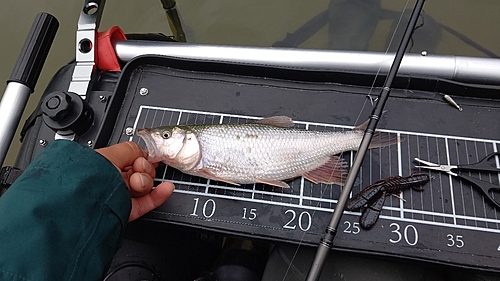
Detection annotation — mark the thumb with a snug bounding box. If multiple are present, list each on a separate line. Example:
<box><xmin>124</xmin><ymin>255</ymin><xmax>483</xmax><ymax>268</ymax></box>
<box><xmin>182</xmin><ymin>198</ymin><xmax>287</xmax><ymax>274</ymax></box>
<box><xmin>96</xmin><ymin>142</ymin><xmax>146</xmax><ymax>170</ymax></box>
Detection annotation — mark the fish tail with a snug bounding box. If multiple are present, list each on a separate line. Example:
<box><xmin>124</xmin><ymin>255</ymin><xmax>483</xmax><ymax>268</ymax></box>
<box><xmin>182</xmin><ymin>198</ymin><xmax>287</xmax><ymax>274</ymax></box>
<box><xmin>368</xmin><ymin>130</ymin><xmax>401</xmax><ymax>149</ymax></box>
<box><xmin>354</xmin><ymin>119</ymin><xmax>401</xmax><ymax>149</ymax></box>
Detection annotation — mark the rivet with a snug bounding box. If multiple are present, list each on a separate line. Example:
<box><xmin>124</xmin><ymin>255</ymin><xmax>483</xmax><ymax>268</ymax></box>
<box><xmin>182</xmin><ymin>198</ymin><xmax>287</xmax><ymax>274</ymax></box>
<box><xmin>139</xmin><ymin>88</ymin><xmax>149</xmax><ymax>96</ymax></box>
<box><xmin>125</xmin><ymin>127</ymin><xmax>134</xmax><ymax>136</ymax></box>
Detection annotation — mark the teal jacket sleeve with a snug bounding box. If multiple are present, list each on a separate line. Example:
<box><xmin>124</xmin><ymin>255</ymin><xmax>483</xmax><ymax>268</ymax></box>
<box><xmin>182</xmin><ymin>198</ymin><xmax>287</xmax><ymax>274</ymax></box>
<box><xmin>0</xmin><ymin>140</ymin><xmax>132</xmax><ymax>281</ymax></box>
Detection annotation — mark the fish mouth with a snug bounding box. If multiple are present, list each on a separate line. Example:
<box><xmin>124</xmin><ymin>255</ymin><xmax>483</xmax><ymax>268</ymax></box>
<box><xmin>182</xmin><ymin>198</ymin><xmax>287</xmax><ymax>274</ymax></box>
<box><xmin>136</xmin><ymin>128</ymin><xmax>158</xmax><ymax>162</ymax></box>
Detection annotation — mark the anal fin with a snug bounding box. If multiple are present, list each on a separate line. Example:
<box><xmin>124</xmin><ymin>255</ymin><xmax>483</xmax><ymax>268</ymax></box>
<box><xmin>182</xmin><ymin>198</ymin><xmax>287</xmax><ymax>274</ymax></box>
<box><xmin>303</xmin><ymin>156</ymin><xmax>347</xmax><ymax>185</ymax></box>
<box><xmin>196</xmin><ymin>168</ymin><xmax>241</xmax><ymax>186</ymax></box>
<box><xmin>256</xmin><ymin>178</ymin><xmax>291</xmax><ymax>189</ymax></box>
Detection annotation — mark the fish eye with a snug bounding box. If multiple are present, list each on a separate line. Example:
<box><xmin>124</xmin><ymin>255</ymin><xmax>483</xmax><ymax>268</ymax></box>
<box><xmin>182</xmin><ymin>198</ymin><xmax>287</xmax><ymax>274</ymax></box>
<box><xmin>161</xmin><ymin>130</ymin><xmax>172</xmax><ymax>139</ymax></box>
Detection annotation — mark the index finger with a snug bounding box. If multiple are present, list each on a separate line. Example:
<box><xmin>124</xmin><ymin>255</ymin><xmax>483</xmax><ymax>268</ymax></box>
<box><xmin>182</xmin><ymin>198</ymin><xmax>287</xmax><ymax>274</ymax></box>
<box><xmin>96</xmin><ymin>142</ymin><xmax>147</xmax><ymax>170</ymax></box>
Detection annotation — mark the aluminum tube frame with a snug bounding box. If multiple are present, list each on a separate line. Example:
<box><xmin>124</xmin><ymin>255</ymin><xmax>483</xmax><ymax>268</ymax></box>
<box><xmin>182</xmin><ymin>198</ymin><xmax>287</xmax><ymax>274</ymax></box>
<box><xmin>114</xmin><ymin>40</ymin><xmax>500</xmax><ymax>85</ymax></box>
<box><xmin>0</xmin><ymin>83</ymin><xmax>32</xmax><ymax>166</ymax></box>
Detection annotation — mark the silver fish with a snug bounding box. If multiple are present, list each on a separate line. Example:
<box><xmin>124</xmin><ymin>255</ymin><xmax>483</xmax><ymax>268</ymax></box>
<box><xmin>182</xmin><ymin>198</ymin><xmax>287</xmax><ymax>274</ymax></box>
<box><xmin>137</xmin><ymin>116</ymin><xmax>399</xmax><ymax>189</ymax></box>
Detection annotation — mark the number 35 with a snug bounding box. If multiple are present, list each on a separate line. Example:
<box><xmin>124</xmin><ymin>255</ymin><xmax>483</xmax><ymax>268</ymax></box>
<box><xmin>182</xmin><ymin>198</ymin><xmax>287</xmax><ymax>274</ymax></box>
<box><xmin>447</xmin><ymin>234</ymin><xmax>464</xmax><ymax>248</ymax></box>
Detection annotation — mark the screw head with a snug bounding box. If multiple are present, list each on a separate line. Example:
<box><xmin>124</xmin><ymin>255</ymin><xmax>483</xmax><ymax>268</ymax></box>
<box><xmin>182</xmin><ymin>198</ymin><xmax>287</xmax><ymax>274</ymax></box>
<box><xmin>125</xmin><ymin>127</ymin><xmax>134</xmax><ymax>136</ymax></box>
<box><xmin>139</xmin><ymin>88</ymin><xmax>149</xmax><ymax>96</ymax></box>
<box><xmin>99</xmin><ymin>95</ymin><xmax>107</xmax><ymax>102</ymax></box>
<box><xmin>46</xmin><ymin>96</ymin><xmax>61</xmax><ymax>109</ymax></box>
<box><xmin>87</xmin><ymin>140</ymin><xmax>93</xmax><ymax>146</ymax></box>
<box><xmin>421</xmin><ymin>50</ymin><xmax>428</xmax><ymax>56</ymax></box>
<box><xmin>39</xmin><ymin>139</ymin><xmax>47</xmax><ymax>146</ymax></box>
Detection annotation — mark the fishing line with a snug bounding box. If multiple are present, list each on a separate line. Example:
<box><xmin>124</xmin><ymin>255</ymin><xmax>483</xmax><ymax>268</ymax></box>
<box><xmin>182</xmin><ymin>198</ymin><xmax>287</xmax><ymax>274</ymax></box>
<box><xmin>282</xmin><ymin>3</ymin><xmax>415</xmax><ymax>280</ymax></box>
<box><xmin>281</xmin><ymin>181</ymin><xmax>332</xmax><ymax>281</ymax></box>
<box><xmin>305</xmin><ymin>0</ymin><xmax>426</xmax><ymax>279</ymax></box>
<box><xmin>282</xmin><ymin>128</ymin><xmax>349</xmax><ymax>280</ymax></box>
<box><xmin>354</xmin><ymin>0</ymin><xmax>411</xmax><ymax>126</ymax></box>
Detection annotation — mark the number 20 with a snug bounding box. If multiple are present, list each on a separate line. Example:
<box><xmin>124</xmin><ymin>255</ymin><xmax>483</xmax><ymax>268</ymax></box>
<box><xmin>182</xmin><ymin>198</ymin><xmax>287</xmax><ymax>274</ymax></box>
<box><xmin>283</xmin><ymin>210</ymin><xmax>312</xmax><ymax>231</ymax></box>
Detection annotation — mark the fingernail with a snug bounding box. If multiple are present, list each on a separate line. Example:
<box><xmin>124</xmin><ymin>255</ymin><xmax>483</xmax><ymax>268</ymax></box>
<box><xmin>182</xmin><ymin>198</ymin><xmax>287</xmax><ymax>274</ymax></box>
<box><xmin>143</xmin><ymin>158</ymin><xmax>152</xmax><ymax>173</ymax></box>
<box><xmin>140</xmin><ymin>174</ymin><xmax>151</xmax><ymax>188</ymax></box>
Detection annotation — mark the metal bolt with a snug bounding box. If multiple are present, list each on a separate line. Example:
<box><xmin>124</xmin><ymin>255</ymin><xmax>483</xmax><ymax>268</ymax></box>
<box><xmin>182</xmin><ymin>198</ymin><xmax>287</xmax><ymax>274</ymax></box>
<box><xmin>46</xmin><ymin>96</ymin><xmax>61</xmax><ymax>109</ymax></box>
<box><xmin>421</xmin><ymin>50</ymin><xmax>427</xmax><ymax>56</ymax></box>
<box><xmin>125</xmin><ymin>127</ymin><xmax>134</xmax><ymax>136</ymax></box>
<box><xmin>39</xmin><ymin>139</ymin><xmax>47</xmax><ymax>147</ymax></box>
<box><xmin>99</xmin><ymin>95</ymin><xmax>107</xmax><ymax>103</ymax></box>
<box><xmin>444</xmin><ymin>95</ymin><xmax>463</xmax><ymax>111</ymax></box>
<box><xmin>139</xmin><ymin>88</ymin><xmax>149</xmax><ymax>96</ymax></box>
<box><xmin>87</xmin><ymin>140</ymin><xmax>93</xmax><ymax>146</ymax></box>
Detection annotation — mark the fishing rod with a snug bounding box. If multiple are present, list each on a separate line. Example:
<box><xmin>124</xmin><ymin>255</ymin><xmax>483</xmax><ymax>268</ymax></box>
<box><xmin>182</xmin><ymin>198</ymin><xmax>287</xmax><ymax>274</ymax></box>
<box><xmin>159</xmin><ymin>0</ymin><xmax>187</xmax><ymax>42</ymax></box>
<box><xmin>305</xmin><ymin>0</ymin><xmax>426</xmax><ymax>280</ymax></box>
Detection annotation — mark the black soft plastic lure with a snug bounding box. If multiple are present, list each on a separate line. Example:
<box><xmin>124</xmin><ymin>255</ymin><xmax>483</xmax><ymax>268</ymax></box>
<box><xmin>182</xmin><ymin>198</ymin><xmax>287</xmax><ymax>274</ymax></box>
<box><xmin>346</xmin><ymin>173</ymin><xmax>429</xmax><ymax>229</ymax></box>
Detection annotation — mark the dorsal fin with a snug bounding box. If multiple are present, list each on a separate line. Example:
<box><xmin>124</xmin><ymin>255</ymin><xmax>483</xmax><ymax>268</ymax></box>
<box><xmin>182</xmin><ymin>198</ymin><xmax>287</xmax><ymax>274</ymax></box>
<box><xmin>253</xmin><ymin>116</ymin><xmax>293</xmax><ymax>128</ymax></box>
<box><xmin>353</xmin><ymin>111</ymin><xmax>388</xmax><ymax>131</ymax></box>
<box><xmin>352</xmin><ymin>111</ymin><xmax>401</xmax><ymax>149</ymax></box>
<box><xmin>353</xmin><ymin>119</ymin><xmax>369</xmax><ymax>131</ymax></box>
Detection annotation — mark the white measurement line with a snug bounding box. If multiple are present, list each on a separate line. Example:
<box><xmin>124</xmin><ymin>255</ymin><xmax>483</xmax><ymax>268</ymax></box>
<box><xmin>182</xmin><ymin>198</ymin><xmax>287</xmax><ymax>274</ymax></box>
<box><xmin>413</xmin><ymin>134</ymin><xmax>422</xmax><ymax>220</ymax></box>
<box><xmin>176</xmin><ymin>110</ymin><xmax>183</xmax><ymax>126</ymax></box>
<box><xmin>494</xmin><ymin>144</ymin><xmax>499</xmax><ymax>226</ymax></box>
<box><xmin>167</xmin><ymin>179</ymin><xmax>297</xmax><ymax>198</ymax></box>
<box><xmin>478</xmin><ymin>142</ymin><xmax>489</xmax><ymax>226</ymax></box>
<box><xmin>299</xmin><ymin>123</ymin><xmax>309</xmax><ymax>207</ymax></box>
<box><xmin>397</xmin><ymin>132</ymin><xmax>404</xmax><ymax>219</ymax></box>
<box><xmin>445</xmin><ymin>138</ymin><xmax>457</xmax><ymax>225</ymax></box>
<box><xmin>382</xmin><ymin>205</ymin><xmax>500</xmax><ymax>224</ymax></box>
<box><xmin>130</xmin><ymin>106</ymin><xmax>144</xmax><ymax>141</ymax></box>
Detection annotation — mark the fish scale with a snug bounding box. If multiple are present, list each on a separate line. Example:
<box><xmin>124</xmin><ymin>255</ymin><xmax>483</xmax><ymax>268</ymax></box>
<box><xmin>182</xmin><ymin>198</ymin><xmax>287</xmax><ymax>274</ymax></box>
<box><xmin>197</xmin><ymin>125</ymin><xmax>355</xmax><ymax>180</ymax></box>
<box><xmin>137</xmin><ymin>116</ymin><xmax>399</xmax><ymax>188</ymax></box>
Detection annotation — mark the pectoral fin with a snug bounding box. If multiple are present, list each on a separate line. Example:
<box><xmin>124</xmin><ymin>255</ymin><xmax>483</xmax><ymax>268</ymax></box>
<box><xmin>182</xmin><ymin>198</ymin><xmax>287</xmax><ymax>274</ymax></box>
<box><xmin>303</xmin><ymin>156</ymin><xmax>348</xmax><ymax>185</ymax></box>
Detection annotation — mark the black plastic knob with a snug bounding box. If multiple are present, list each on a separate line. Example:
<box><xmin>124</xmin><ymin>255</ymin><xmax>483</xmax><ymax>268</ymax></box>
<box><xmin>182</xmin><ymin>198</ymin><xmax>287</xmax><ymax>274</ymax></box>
<box><xmin>43</xmin><ymin>92</ymin><xmax>72</xmax><ymax>121</ymax></box>
<box><xmin>41</xmin><ymin>91</ymin><xmax>94</xmax><ymax>135</ymax></box>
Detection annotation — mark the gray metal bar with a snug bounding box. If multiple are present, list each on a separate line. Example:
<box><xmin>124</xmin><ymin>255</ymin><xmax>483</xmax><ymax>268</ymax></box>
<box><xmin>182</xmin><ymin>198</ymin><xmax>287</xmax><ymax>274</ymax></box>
<box><xmin>0</xmin><ymin>83</ymin><xmax>32</xmax><ymax>166</ymax></box>
<box><xmin>114</xmin><ymin>40</ymin><xmax>500</xmax><ymax>85</ymax></box>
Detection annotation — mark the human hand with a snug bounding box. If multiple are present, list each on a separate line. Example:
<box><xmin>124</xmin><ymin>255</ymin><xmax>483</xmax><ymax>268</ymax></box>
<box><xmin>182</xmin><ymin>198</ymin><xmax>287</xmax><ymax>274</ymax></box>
<box><xmin>96</xmin><ymin>142</ymin><xmax>174</xmax><ymax>222</ymax></box>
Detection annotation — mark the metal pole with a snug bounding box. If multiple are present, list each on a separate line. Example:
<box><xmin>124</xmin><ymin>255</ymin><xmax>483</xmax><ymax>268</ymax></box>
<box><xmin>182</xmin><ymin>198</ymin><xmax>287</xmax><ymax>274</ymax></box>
<box><xmin>114</xmin><ymin>40</ymin><xmax>500</xmax><ymax>85</ymax></box>
<box><xmin>0</xmin><ymin>84</ymin><xmax>32</xmax><ymax>166</ymax></box>
<box><xmin>0</xmin><ymin>13</ymin><xmax>58</xmax><ymax>166</ymax></box>
<box><xmin>305</xmin><ymin>0</ymin><xmax>426</xmax><ymax>280</ymax></box>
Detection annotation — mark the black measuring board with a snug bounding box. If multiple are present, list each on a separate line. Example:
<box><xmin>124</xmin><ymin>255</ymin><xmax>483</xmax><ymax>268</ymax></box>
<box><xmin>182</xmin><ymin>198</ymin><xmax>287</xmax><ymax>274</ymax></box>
<box><xmin>108</xmin><ymin>56</ymin><xmax>500</xmax><ymax>272</ymax></box>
